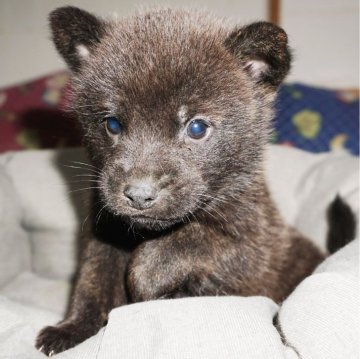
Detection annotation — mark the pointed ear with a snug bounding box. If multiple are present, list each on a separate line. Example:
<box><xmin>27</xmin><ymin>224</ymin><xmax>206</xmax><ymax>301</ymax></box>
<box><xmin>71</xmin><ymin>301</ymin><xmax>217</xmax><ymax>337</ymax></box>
<box><xmin>49</xmin><ymin>6</ymin><xmax>105</xmax><ymax>72</ymax></box>
<box><xmin>224</xmin><ymin>22</ymin><xmax>291</xmax><ymax>88</ymax></box>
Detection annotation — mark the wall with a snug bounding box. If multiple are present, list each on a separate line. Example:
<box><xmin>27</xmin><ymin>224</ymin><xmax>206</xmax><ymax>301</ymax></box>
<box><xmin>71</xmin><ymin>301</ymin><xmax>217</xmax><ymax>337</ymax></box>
<box><xmin>283</xmin><ymin>0</ymin><xmax>359</xmax><ymax>88</ymax></box>
<box><xmin>0</xmin><ymin>0</ymin><xmax>358</xmax><ymax>88</ymax></box>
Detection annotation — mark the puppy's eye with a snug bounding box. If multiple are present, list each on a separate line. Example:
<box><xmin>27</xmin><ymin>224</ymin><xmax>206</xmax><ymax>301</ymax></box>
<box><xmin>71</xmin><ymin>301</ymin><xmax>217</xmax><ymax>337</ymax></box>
<box><xmin>187</xmin><ymin>119</ymin><xmax>209</xmax><ymax>140</ymax></box>
<box><xmin>105</xmin><ymin>117</ymin><xmax>122</xmax><ymax>135</ymax></box>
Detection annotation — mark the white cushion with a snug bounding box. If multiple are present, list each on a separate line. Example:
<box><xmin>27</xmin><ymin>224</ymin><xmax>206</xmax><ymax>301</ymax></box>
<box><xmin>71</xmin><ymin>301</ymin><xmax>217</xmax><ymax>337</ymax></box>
<box><xmin>0</xmin><ymin>158</ymin><xmax>31</xmax><ymax>287</ymax></box>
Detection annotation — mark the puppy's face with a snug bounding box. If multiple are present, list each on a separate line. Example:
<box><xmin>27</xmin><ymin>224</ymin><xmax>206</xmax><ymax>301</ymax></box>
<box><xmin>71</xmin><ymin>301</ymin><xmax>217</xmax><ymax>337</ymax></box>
<box><xmin>50</xmin><ymin>7</ymin><xmax>290</xmax><ymax>229</ymax></box>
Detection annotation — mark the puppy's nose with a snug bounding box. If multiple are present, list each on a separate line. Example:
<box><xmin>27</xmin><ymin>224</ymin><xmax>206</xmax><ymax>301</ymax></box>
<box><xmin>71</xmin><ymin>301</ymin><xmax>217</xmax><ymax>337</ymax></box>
<box><xmin>123</xmin><ymin>181</ymin><xmax>158</xmax><ymax>210</ymax></box>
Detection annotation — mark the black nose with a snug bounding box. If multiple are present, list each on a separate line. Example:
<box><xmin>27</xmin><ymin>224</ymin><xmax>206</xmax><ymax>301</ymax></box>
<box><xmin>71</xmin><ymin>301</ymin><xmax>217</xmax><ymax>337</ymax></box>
<box><xmin>123</xmin><ymin>181</ymin><xmax>158</xmax><ymax>210</ymax></box>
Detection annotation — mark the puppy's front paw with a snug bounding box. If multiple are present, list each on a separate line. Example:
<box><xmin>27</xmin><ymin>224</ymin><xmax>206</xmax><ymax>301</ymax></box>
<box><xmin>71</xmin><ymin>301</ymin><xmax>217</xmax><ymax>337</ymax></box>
<box><xmin>35</xmin><ymin>323</ymin><xmax>86</xmax><ymax>356</ymax></box>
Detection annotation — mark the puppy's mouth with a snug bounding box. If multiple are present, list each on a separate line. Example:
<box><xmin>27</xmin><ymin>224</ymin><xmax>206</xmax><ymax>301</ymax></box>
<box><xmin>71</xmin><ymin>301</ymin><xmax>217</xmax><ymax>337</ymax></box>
<box><xmin>104</xmin><ymin>198</ymin><xmax>189</xmax><ymax>230</ymax></box>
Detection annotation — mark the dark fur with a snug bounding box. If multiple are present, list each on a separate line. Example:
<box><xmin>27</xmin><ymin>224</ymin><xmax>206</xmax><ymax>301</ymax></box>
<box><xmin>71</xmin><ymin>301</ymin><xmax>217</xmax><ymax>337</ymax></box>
<box><xmin>36</xmin><ymin>7</ymin><xmax>326</xmax><ymax>355</ymax></box>
<box><xmin>327</xmin><ymin>195</ymin><xmax>356</xmax><ymax>254</ymax></box>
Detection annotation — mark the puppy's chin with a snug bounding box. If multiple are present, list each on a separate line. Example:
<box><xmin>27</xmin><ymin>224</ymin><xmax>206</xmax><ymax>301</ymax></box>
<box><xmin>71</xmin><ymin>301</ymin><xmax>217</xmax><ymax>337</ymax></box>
<box><xmin>125</xmin><ymin>215</ymin><xmax>181</xmax><ymax>231</ymax></box>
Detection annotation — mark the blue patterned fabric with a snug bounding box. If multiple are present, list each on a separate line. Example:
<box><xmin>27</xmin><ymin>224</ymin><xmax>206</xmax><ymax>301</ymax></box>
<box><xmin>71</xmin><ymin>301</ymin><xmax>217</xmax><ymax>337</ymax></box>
<box><xmin>273</xmin><ymin>83</ymin><xmax>359</xmax><ymax>155</ymax></box>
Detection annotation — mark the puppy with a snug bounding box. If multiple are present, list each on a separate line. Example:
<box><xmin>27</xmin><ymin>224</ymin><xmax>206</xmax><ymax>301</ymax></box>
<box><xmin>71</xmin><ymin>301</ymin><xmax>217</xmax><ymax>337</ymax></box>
<box><xmin>36</xmin><ymin>7</ymin><xmax>325</xmax><ymax>355</ymax></box>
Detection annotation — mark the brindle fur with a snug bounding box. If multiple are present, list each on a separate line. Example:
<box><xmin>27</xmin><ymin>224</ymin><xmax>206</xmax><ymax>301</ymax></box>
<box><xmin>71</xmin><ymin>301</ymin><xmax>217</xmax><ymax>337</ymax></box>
<box><xmin>36</xmin><ymin>7</ymin><xmax>324</xmax><ymax>355</ymax></box>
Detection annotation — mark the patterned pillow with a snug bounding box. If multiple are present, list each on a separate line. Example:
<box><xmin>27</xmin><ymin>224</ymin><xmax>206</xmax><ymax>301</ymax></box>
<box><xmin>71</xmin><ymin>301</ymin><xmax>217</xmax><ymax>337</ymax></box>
<box><xmin>0</xmin><ymin>71</ymin><xmax>81</xmax><ymax>153</ymax></box>
<box><xmin>273</xmin><ymin>83</ymin><xmax>359</xmax><ymax>155</ymax></box>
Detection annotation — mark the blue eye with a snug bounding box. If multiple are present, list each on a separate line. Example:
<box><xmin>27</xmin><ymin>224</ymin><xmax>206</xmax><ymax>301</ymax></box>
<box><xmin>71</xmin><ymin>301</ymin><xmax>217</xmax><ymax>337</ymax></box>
<box><xmin>187</xmin><ymin>119</ymin><xmax>209</xmax><ymax>139</ymax></box>
<box><xmin>105</xmin><ymin>117</ymin><xmax>122</xmax><ymax>135</ymax></box>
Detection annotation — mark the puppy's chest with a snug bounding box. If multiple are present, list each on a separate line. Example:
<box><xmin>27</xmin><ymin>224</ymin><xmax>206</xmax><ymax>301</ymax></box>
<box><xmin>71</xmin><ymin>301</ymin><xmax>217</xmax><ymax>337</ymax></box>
<box><xmin>129</xmin><ymin>236</ymin><xmax>193</xmax><ymax>278</ymax></box>
<box><xmin>126</xmin><ymin>237</ymin><xmax>193</xmax><ymax>301</ymax></box>
<box><xmin>125</xmin><ymin>230</ymin><xmax>256</xmax><ymax>300</ymax></box>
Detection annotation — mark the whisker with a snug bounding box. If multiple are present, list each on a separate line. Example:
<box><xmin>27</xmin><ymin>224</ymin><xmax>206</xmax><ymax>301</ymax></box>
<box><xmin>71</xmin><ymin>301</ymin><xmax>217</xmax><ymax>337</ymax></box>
<box><xmin>185</xmin><ymin>213</ymin><xmax>196</xmax><ymax>235</ymax></box>
<box><xmin>72</xmin><ymin>174</ymin><xmax>99</xmax><ymax>178</ymax></box>
<box><xmin>198</xmin><ymin>194</ymin><xmax>227</xmax><ymax>206</ymax></box>
<box><xmin>81</xmin><ymin>212</ymin><xmax>92</xmax><ymax>233</ymax></box>
<box><xmin>197</xmin><ymin>204</ymin><xmax>218</xmax><ymax>221</ymax></box>
<box><xmin>206</xmin><ymin>203</ymin><xmax>228</xmax><ymax>223</ymax></box>
<box><xmin>195</xmin><ymin>197</ymin><xmax>228</xmax><ymax>223</ymax></box>
<box><xmin>69</xmin><ymin>160</ymin><xmax>100</xmax><ymax>171</ymax></box>
<box><xmin>66</xmin><ymin>179</ymin><xmax>101</xmax><ymax>184</ymax></box>
<box><xmin>63</xmin><ymin>164</ymin><xmax>101</xmax><ymax>175</ymax></box>
<box><xmin>95</xmin><ymin>203</ymin><xmax>108</xmax><ymax>228</ymax></box>
<box><xmin>68</xmin><ymin>186</ymin><xmax>104</xmax><ymax>194</ymax></box>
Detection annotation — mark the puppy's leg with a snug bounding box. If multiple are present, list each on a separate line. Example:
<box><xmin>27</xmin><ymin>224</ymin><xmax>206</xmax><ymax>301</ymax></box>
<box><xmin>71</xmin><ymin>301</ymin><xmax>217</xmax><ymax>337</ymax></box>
<box><xmin>127</xmin><ymin>228</ymin><xmax>325</xmax><ymax>304</ymax></box>
<box><xmin>35</xmin><ymin>238</ymin><xmax>129</xmax><ymax>356</ymax></box>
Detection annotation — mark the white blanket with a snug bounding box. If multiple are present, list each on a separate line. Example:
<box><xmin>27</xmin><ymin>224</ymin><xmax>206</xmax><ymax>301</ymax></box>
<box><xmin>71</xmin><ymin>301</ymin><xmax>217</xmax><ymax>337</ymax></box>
<box><xmin>0</xmin><ymin>145</ymin><xmax>358</xmax><ymax>358</ymax></box>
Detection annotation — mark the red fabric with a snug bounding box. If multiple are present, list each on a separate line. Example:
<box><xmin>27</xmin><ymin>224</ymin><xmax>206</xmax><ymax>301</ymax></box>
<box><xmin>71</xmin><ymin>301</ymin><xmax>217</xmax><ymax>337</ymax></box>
<box><xmin>0</xmin><ymin>71</ymin><xmax>81</xmax><ymax>153</ymax></box>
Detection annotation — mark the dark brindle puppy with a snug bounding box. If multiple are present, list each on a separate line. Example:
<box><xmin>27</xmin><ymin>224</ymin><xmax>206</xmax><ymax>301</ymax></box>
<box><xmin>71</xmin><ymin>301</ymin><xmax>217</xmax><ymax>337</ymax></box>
<box><xmin>36</xmin><ymin>7</ymin><xmax>326</xmax><ymax>355</ymax></box>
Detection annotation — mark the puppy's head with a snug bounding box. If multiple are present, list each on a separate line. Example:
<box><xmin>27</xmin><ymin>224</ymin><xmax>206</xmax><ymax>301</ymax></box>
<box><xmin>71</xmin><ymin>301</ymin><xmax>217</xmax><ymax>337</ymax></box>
<box><xmin>50</xmin><ymin>7</ymin><xmax>291</xmax><ymax>230</ymax></box>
